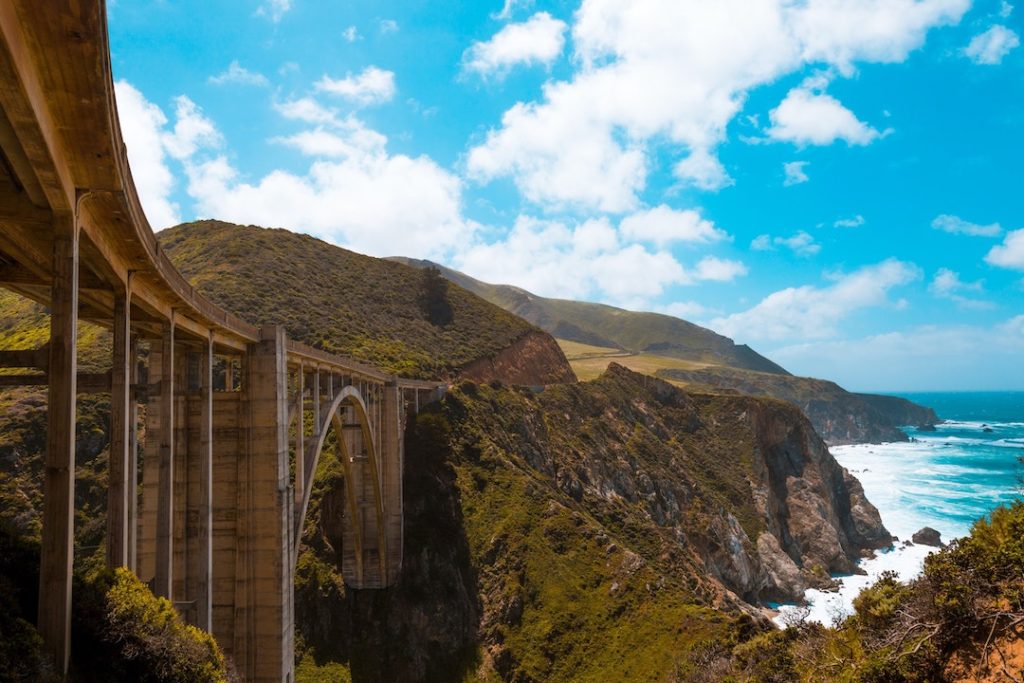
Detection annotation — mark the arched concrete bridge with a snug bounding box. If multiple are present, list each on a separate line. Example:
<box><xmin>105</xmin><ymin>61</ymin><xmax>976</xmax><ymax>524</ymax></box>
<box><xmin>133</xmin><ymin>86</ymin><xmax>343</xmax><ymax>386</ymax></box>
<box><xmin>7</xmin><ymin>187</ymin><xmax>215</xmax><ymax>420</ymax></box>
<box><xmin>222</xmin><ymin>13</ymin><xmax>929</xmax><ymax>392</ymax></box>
<box><xmin>0</xmin><ymin>3</ymin><xmax>442</xmax><ymax>680</ymax></box>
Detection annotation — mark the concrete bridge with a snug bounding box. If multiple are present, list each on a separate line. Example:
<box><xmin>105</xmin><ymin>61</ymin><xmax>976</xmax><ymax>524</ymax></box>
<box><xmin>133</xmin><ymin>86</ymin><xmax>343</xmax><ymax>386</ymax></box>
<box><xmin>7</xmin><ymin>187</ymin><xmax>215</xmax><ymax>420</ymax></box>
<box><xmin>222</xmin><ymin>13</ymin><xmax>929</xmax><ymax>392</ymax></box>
<box><xmin>0</xmin><ymin>2</ymin><xmax>441</xmax><ymax>680</ymax></box>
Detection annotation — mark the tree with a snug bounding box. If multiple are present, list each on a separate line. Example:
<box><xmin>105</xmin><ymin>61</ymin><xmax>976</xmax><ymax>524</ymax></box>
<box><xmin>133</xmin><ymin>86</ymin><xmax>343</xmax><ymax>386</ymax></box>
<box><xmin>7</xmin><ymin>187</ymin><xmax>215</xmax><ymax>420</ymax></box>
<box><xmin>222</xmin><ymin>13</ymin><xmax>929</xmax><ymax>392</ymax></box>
<box><xmin>418</xmin><ymin>267</ymin><xmax>453</xmax><ymax>327</ymax></box>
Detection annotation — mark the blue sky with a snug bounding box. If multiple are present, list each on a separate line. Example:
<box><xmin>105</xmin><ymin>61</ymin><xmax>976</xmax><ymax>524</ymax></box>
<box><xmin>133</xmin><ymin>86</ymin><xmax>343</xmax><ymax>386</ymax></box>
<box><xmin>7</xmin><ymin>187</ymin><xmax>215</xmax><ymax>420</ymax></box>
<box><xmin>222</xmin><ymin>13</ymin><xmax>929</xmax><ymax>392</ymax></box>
<box><xmin>107</xmin><ymin>0</ymin><xmax>1024</xmax><ymax>391</ymax></box>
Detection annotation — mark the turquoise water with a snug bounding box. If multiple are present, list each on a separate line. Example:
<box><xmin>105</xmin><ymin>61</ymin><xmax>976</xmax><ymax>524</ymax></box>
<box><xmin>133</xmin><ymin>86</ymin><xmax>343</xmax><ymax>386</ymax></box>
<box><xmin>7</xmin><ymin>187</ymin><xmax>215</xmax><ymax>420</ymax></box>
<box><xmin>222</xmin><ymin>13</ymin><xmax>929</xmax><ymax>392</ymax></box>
<box><xmin>864</xmin><ymin>391</ymin><xmax>1024</xmax><ymax>539</ymax></box>
<box><xmin>777</xmin><ymin>391</ymin><xmax>1023</xmax><ymax>625</ymax></box>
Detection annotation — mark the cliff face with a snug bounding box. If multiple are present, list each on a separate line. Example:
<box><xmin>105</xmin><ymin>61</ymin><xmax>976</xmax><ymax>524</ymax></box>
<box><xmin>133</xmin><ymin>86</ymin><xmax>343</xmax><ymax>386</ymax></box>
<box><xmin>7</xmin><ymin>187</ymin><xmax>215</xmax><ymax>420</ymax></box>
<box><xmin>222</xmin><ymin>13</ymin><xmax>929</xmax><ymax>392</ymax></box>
<box><xmin>660</xmin><ymin>365</ymin><xmax>937</xmax><ymax>445</ymax></box>
<box><xmin>293</xmin><ymin>364</ymin><xmax>890</xmax><ymax>680</ymax></box>
<box><xmin>457</xmin><ymin>329</ymin><xmax>576</xmax><ymax>385</ymax></box>
<box><xmin>854</xmin><ymin>392</ymin><xmax>939</xmax><ymax>428</ymax></box>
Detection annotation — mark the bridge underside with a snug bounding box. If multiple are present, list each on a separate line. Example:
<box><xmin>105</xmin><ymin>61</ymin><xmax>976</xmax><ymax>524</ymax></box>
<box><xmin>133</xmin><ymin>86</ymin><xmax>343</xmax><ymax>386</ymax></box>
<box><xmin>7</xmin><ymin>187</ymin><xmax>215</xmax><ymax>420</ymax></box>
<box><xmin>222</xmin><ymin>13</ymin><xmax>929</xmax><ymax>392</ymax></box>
<box><xmin>0</xmin><ymin>2</ymin><xmax>440</xmax><ymax>680</ymax></box>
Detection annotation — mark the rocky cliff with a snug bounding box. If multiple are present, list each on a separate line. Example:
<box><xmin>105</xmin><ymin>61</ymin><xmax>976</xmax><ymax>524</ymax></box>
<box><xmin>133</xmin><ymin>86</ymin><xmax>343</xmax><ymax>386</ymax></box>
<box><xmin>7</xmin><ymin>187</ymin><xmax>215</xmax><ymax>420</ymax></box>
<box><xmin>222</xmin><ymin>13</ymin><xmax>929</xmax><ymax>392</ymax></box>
<box><xmin>457</xmin><ymin>329</ymin><xmax>576</xmax><ymax>386</ymax></box>
<box><xmin>295</xmin><ymin>364</ymin><xmax>891</xmax><ymax>680</ymax></box>
<box><xmin>660</xmin><ymin>365</ymin><xmax>938</xmax><ymax>445</ymax></box>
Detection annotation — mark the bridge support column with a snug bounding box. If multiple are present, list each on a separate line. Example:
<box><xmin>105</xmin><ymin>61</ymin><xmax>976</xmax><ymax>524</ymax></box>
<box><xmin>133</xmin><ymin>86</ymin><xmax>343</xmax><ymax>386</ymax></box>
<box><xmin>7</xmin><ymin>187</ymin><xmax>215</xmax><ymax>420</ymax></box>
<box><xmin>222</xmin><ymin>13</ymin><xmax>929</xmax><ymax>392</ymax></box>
<box><xmin>235</xmin><ymin>326</ymin><xmax>294</xmax><ymax>682</ymax></box>
<box><xmin>128</xmin><ymin>334</ymin><xmax>139</xmax><ymax>573</ymax></box>
<box><xmin>196</xmin><ymin>333</ymin><xmax>214</xmax><ymax>631</ymax></box>
<box><xmin>382</xmin><ymin>381</ymin><xmax>404</xmax><ymax>583</ymax></box>
<box><xmin>155</xmin><ymin>315</ymin><xmax>176</xmax><ymax>598</ymax></box>
<box><xmin>38</xmin><ymin>219</ymin><xmax>78</xmax><ymax>674</ymax></box>
<box><xmin>106</xmin><ymin>275</ymin><xmax>132</xmax><ymax>569</ymax></box>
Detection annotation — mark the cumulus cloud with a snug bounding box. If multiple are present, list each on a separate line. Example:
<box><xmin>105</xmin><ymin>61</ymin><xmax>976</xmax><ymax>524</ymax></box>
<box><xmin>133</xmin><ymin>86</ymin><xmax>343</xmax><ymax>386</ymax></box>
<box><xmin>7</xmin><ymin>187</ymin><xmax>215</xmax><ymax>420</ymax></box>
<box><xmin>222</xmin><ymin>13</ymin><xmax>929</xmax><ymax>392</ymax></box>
<box><xmin>834</xmin><ymin>215</ymin><xmax>865</xmax><ymax>228</ymax></box>
<box><xmin>453</xmin><ymin>216</ymin><xmax>686</xmax><ymax>305</ymax></box>
<box><xmin>783</xmin><ymin>160</ymin><xmax>809</xmax><ymax>186</ymax></box>
<box><xmin>985</xmin><ymin>229</ymin><xmax>1024</xmax><ymax>270</ymax></box>
<box><xmin>929</xmin><ymin>267</ymin><xmax>993</xmax><ymax>309</ymax></box>
<box><xmin>710</xmin><ymin>259</ymin><xmax>920</xmax><ymax>343</ymax></box>
<box><xmin>463</xmin><ymin>12</ymin><xmax>567</xmax><ymax>78</ymax></box>
<box><xmin>452</xmin><ymin>214</ymin><xmax>743</xmax><ymax>307</ymax></box>
<box><xmin>694</xmin><ymin>256</ymin><xmax>748</xmax><ymax>282</ymax></box>
<box><xmin>161</xmin><ymin>96</ymin><xmax>221</xmax><ymax>160</ymax></box>
<box><xmin>256</xmin><ymin>0</ymin><xmax>290</xmax><ymax>22</ymax></box>
<box><xmin>208</xmin><ymin>61</ymin><xmax>269</xmax><ymax>87</ymax></box>
<box><xmin>379</xmin><ymin>19</ymin><xmax>399</xmax><ymax>34</ymax></box>
<box><xmin>316</xmin><ymin>66</ymin><xmax>396</xmax><ymax>106</ymax></box>
<box><xmin>467</xmin><ymin>0</ymin><xmax>967</xmax><ymax>209</ymax></box>
<box><xmin>767</xmin><ymin>87</ymin><xmax>882</xmax><ymax>146</ymax></box>
<box><xmin>751</xmin><ymin>230</ymin><xmax>820</xmax><ymax>257</ymax></box>
<box><xmin>619</xmin><ymin>205</ymin><xmax>727</xmax><ymax>246</ymax></box>
<box><xmin>114</xmin><ymin>81</ymin><xmax>181</xmax><ymax>230</ymax></box>
<box><xmin>931</xmin><ymin>214</ymin><xmax>1003</xmax><ymax>237</ymax></box>
<box><xmin>964</xmin><ymin>24</ymin><xmax>1020</xmax><ymax>64</ymax></box>
<box><xmin>342</xmin><ymin>26</ymin><xmax>360</xmax><ymax>42</ymax></box>
<box><xmin>116</xmin><ymin>82</ymin><xmax>474</xmax><ymax>260</ymax></box>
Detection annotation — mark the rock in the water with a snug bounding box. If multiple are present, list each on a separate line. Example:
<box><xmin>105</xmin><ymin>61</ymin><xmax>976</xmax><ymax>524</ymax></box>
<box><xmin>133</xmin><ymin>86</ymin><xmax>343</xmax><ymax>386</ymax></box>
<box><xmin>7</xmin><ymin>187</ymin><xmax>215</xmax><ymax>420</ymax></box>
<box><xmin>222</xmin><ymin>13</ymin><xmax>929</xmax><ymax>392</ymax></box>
<box><xmin>912</xmin><ymin>527</ymin><xmax>944</xmax><ymax>547</ymax></box>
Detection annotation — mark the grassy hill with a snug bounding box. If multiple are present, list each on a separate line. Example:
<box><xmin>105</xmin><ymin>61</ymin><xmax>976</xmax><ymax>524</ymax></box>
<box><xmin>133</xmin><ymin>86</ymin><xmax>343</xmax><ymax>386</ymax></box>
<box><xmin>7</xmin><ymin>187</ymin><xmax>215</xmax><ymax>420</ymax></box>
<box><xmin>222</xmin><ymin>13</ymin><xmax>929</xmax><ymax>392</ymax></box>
<box><xmin>160</xmin><ymin>221</ymin><xmax>543</xmax><ymax>379</ymax></box>
<box><xmin>390</xmin><ymin>257</ymin><xmax>789</xmax><ymax>375</ymax></box>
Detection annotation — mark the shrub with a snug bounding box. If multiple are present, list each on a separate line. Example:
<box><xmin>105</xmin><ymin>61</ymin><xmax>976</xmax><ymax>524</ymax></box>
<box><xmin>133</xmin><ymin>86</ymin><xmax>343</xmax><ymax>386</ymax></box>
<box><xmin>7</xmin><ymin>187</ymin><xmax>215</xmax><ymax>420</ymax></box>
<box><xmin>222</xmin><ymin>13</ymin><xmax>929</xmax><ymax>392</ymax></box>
<box><xmin>73</xmin><ymin>568</ymin><xmax>233</xmax><ymax>682</ymax></box>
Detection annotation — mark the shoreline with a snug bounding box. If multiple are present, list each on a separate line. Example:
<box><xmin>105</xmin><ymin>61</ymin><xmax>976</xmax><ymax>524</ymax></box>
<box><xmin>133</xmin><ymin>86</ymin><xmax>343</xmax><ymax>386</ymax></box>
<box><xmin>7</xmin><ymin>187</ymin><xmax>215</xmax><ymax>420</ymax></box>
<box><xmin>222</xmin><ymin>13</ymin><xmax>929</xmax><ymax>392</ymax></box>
<box><xmin>774</xmin><ymin>415</ymin><xmax>1022</xmax><ymax>626</ymax></box>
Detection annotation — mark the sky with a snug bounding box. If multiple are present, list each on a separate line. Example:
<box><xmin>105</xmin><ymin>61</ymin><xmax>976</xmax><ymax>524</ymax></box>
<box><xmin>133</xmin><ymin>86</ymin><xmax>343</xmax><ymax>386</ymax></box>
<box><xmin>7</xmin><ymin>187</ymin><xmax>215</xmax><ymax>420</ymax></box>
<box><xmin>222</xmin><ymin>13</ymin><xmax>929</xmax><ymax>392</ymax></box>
<box><xmin>106</xmin><ymin>0</ymin><xmax>1024</xmax><ymax>392</ymax></box>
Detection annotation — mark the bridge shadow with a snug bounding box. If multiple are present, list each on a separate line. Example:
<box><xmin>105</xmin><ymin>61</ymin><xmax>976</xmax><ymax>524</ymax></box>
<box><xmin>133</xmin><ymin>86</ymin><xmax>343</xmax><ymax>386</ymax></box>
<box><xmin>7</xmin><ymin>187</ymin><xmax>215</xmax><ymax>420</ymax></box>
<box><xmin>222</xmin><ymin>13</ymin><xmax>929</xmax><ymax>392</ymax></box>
<box><xmin>295</xmin><ymin>406</ymin><xmax>482</xmax><ymax>683</ymax></box>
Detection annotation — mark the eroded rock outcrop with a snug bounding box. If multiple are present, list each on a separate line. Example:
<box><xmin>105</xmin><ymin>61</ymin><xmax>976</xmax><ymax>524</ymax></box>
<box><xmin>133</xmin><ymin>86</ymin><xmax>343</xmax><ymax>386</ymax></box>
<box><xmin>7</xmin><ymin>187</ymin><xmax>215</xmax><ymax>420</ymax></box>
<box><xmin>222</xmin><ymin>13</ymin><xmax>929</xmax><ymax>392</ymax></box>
<box><xmin>457</xmin><ymin>329</ymin><xmax>576</xmax><ymax>386</ymax></box>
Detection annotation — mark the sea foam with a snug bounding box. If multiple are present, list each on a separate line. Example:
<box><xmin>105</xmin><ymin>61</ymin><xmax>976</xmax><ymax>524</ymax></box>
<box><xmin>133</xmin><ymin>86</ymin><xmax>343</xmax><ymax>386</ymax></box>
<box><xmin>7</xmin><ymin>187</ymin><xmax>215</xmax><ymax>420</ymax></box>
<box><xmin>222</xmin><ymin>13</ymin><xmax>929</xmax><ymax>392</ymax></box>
<box><xmin>775</xmin><ymin>416</ymin><xmax>1022</xmax><ymax>627</ymax></box>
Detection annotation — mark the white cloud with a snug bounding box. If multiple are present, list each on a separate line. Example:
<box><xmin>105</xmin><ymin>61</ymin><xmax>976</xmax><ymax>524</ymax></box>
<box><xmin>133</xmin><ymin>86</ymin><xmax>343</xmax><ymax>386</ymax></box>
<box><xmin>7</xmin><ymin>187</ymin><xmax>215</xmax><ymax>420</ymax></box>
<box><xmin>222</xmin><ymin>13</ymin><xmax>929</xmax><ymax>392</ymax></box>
<box><xmin>1000</xmin><ymin>1</ymin><xmax>1014</xmax><ymax>18</ymax></box>
<box><xmin>750</xmin><ymin>230</ymin><xmax>820</xmax><ymax>256</ymax></box>
<box><xmin>674</xmin><ymin>148</ymin><xmax>734</xmax><ymax>191</ymax></box>
<box><xmin>931</xmin><ymin>214</ymin><xmax>1003</xmax><ymax>237</ymax></box>
<box><xmin>783</xmin><ymin>160</ymin><xmax>809</xmax><ymax>186</ymax></box>
<box><xmin>619</xmin><ymin>205</ymin><xmax>727</xmax><ymax>246</ymax></box>
<box><xmin>208</xmin><ymin>60</ymin><xmax>269</xmax><ymax>87</ymax></box>
<box><xmin>495</xmin><ymin>0</ymin><xmax>534</xmax><ymax>20</ymax></box>
<box><xmin>342</xmin><ymin>26</ymin><xmax>360</xmax><ymax>42</ymax></box>
<box><xmin>770</xmin><ymin>318</ymin><xmax>1024</xmax><ymax>391</ymax></box>
<box><xmin>316</xmin><ymin>66</ymin><xmax>396</xmax><ymax>106</ymax></box>
<box><xmin>834</xmin><ymin>215</ymin><xmax>865</xmax><ymax>228</ymax></box>
<box><xmin>767</xmin><ymin>87</ymin><xmax>882</xmax><ymax>146</ymax></box>
<box><xmin>467</xmin><ymin>0</ymin><xmax>967</xmax><ymax>210</ymax></box>
<box><xmin>985</xmin><ymin>229</ymin><xmax>1024</xmax><ymax>270</ymax></box>
<box><xmin>964</xmin><ymin>24</ymin><xmax>1020</xmax><ymax>64</ymax></box>
<box><xmin>453</xmin><ymin>214</ymin><xmax>742</xmax><ymax>307</ymax></box>
<box><xmin>710</xmin><ymin>259</ymin><xmax>920</xmax><ymax>343</ymax></box>
<box><xmin>929</xmin><ymin>267</ymin><xmax>993</xmax><ymax>309</ymax></box>
<box><xmin>256</xmin><ymin>0</ymin><xmax>290</xmax><ymax>22</ymax></box>
<box><xmin>463</xmin><ymin>12</ymin><xmax>567</xmax><ymax>78</ymax></box>
<box><xmin>274</xmin><ymin>97</ymin><xmax>342</xmax><ymax>126</ymax></box>
<box><xmin>379</xmin><ymin>19</ymin><xmax>399</xmax><ymax>34</ymax></box>
<box><xmin>453</xmin><ymin>216</ymin><xmax>687</xmax><ymax>305</ymax></box>
<box><xmin>161</xmin><ymin>96</ymin><xmax>221</xmax><ymax>160</ymax></box>
<box><xmin>272</xmin><ymin>125</ymin><xmax>387</xmax><ymax>159</ymax></box>
<box><xmin>694</xmin><ymin>256</ymin><xmax>747</xmax><ymax>282</ymax></box>
<box><xmin>114</xmin><ymin>81</ymin><xmax>181</xmax><ymax>230</ymax></box>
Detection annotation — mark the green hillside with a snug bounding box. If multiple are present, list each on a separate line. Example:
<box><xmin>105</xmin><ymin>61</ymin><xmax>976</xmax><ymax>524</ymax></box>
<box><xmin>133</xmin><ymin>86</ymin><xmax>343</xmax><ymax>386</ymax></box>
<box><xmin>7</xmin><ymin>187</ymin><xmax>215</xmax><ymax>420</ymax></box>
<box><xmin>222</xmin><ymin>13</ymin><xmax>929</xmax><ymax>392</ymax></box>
<box><xmin>160</xmin><ymin>221</ymin><xmax>538</xmax><ymax>379</ymax></box>
<box><xmin>390</xmin><ymin>257</ymin><xmax>789</xmax><ymax>375</ymax></box>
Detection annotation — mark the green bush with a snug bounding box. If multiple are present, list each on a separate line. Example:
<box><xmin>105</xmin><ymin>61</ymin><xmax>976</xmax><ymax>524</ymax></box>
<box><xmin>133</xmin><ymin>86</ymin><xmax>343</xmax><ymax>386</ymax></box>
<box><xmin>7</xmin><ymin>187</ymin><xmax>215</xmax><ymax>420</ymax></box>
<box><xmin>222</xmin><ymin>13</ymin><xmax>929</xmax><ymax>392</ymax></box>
<box><xmin>73</xmin><ymin>568</ymin><xmax>232</xmax><ymax>682</ymax></box>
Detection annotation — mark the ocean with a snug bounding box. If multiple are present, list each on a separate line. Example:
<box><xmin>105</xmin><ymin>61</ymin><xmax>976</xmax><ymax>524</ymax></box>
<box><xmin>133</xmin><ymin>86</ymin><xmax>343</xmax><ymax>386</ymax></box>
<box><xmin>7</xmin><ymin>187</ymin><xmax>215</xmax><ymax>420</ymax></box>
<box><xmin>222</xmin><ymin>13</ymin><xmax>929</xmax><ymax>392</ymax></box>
<box><xmin>775</xmin><ymin>391</ymin><xmax>1024</xmax><ymax>626</ymax></box>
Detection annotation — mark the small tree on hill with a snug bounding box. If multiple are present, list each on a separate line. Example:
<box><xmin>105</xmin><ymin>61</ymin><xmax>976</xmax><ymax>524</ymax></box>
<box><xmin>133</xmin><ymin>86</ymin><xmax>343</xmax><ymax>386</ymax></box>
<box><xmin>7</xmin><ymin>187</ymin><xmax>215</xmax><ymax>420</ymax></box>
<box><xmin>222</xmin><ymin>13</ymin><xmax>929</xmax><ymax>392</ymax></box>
<box><xmin>418</xmin><ymin>267</ymin><xmax>453</xmax><ymax>327</ymax></box>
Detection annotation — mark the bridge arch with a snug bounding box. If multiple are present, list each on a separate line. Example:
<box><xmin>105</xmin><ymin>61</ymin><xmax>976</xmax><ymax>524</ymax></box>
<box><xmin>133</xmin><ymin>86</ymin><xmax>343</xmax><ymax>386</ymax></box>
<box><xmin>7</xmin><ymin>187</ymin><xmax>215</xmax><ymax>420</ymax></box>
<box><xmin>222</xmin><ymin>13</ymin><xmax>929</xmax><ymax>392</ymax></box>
<box><xmin>293</xmin><ymin>384</ymin><xmax>393</xmax><ymax>589</ymax></box>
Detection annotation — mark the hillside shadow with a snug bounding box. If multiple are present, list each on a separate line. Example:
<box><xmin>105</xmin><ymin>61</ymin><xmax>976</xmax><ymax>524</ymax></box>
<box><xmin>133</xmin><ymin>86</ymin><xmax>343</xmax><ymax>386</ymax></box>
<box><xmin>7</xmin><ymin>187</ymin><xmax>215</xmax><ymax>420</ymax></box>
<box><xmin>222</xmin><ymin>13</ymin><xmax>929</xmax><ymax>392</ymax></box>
<box><xmin>296</xmin><ymin>407</ymin><xmax>482</xmax><ymax>683</ymax></box>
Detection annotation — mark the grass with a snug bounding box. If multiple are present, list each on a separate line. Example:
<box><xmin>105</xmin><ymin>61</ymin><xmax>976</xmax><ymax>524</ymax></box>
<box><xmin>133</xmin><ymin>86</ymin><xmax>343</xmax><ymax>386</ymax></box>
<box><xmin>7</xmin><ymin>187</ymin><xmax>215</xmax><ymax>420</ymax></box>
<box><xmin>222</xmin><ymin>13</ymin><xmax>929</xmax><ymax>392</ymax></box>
<box><xmin>394</xmin><ymin>257</ymin><xmax>789</xmax><ymax>374</ymax></box>
<box><xmin>159</xmin><ymin>220</ymin><xmax>536</xmax><ymax>379</ymax></box>
<box><xmin>558</xmin><ymin>338</ymin><xmax>711</xmax><ymax>382</ymax></box>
